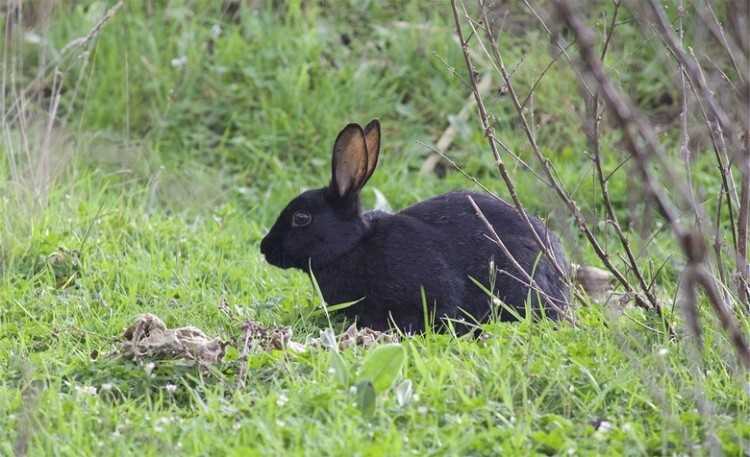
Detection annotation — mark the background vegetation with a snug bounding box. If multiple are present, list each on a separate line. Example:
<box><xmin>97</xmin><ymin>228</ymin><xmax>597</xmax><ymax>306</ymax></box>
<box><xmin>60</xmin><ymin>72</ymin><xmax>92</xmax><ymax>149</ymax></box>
<box><xmin>2</xmin><ymin>0</ymin><xmax>748</xmax><ymax>455</ymax></box>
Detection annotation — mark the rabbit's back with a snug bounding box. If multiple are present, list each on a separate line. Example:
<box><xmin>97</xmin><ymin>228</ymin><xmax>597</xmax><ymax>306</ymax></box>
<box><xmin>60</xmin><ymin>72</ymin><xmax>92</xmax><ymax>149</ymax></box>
<box><xmin>321</xmin><ymin>191</ymin><xmax>570</xmax><ymax>331</ymax></box>
<box><xmin>397</xmin><ymin>191</ymin><xmax>566</xmax><ymax>318</ymax></box>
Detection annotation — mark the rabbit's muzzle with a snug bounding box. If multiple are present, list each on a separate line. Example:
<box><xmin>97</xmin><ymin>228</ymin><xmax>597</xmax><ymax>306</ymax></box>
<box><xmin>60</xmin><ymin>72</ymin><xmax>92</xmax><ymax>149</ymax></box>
<box><xmin>260</xmin><ymin>232</ymin><xmax>292</xmax><ymax>269</ymax></box>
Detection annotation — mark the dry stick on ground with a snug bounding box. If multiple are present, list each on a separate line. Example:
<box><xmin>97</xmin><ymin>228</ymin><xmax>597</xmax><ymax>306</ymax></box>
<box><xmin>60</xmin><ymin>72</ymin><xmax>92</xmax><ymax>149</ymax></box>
<box><xmin>584</xmin><ymin>0</ymin><xmax>661</xmax><ymax>312</ymax></box>
<box><xmin>466</xmin><ymin>1</ymin><xmax>667</xmax><ymax>323</ymax></box>
<box><xmin>554</xmin><ymin>0</ymin><xmax>750</xmax><ymax>368</ymax></box>
<box><xmin>448</xmin><ymin>0</ymin><xmax>571</xmax><ymax>294</ymax></box>
<box><xmin>420</xmin><ymin>73</ymin><xmax>492</xmax><ymax>175</ymax></box>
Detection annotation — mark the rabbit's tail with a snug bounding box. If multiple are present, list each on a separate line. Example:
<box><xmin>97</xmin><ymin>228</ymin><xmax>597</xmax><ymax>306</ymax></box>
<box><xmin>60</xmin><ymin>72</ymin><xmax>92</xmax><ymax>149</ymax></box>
<box><xmin>572</xmin><ymin>264</ymin><xmax>614</xmax><ymax>303</ymax></box>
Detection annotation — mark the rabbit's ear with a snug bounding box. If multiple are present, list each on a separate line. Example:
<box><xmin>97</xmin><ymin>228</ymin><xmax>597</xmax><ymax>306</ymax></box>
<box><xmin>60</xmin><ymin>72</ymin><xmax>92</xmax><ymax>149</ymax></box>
<box><xmin>362</xmin><ymin>119</ymin><xmax>381</xmax><ymax>185</ymax></box>
<box><xmin>330</xmin><ymin>123</ymin><xmax>369</xmax><ymax>198</ymax></box>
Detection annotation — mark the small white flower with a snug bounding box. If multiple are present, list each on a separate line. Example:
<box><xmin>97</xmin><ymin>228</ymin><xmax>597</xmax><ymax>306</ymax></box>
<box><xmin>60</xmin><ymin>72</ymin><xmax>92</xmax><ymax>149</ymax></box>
<box><xmin>156</xmin><ymin>416</ymin><xmax>174</xmax><ymax>426</ymax></box>
<box><xmin>76</xmin><ymin>385</ymin><xmax>97</xmax><ymax>396</ymax></box>
<box><xmin>165</xmin><ymin>384</ymin><xmax>177</xmax><ymax>393</ymax></box>
<box><xmin>657</xmin><ymin>348</ymin><xmax>669</xmax><ymax>357</ymax></box>
<box><xmin>211</xmin><ymin>24</ymin><xmax>222</xmax><ymax>39</ymax></box>
<box><xmin>171</xmin><ymin>56</ymin><xmax>187</xmax><ymax>68</ymax></box>
<box><xmin>598</xmin><ymin>421</ymin><xmax>612</xmax><ymax>432</ymax></box>
<box><xmin>144</xmin><ymin>362</ymin><xmax>156</xmax><ymax>375</ymax></box>
<box><xmin>24</xmin><ymin>32</ymin><xmax>42</xmax><ymax>44</ymax></box>
<box><xmin>276</xmin><ymin>394</ymin><xmax>288</xmax><ymax>407</ymax></box>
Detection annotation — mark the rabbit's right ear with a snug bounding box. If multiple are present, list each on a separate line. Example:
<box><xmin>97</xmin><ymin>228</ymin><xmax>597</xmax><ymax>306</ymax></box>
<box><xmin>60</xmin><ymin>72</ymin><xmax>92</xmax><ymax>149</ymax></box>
<box><xmin>330</xmin><ymin>123</ymin><xmax>369</xmax><ymax>199</ymax></box>
<box><xmin>362</xmin><ymin>119</ymin><xmax>381</xmax><ymax>185</ymax></box>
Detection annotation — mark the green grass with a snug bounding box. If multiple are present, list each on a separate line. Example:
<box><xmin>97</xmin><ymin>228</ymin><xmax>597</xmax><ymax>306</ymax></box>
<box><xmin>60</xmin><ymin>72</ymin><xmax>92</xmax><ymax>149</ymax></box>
<box><xmin>2</xmin><ymin>1</ymin><xmax>749</xmax><ymax>455</ymax></box>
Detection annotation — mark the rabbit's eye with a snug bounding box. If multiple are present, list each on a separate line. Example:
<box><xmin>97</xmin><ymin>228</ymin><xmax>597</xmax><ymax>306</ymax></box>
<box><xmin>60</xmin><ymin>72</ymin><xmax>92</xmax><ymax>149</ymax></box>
<box><xmin>292</xmin><ymin>211</ymin><xmax>312</xmax><ymax>228</ymax></box>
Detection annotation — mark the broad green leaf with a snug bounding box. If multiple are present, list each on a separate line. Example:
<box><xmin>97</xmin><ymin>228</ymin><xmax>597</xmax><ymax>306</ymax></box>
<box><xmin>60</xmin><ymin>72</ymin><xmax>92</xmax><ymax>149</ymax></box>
<box><xmin>329</xmin><ymin>351</ymin><xmax>350</xmax><ymax>386</ymax></box>
<box><xmin>357</xmin><ymin>343</ymin><xmax>406</xmax><ymax>393</ymax></box>
<box><xmin>354</xmin><ymin>380</ymin><xmax>376</xmax><ymax>417</ymax></box>
<box><xmin>223</xmin><ymin>345</ymin><xmax>240</xmax><ymax>362</ymax></box>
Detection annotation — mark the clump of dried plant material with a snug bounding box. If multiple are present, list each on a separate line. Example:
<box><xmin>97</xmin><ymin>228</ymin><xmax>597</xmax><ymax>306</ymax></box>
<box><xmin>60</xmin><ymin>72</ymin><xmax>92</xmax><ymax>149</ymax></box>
<box><xmin>45</xmin><ymin>247</ymin><xmax>81</xmax><ymax>288</ymax></box>
<box><xmin>115</xmin><ymin>311</ymin><xmax>400</xmax><ymax>370</ymax></box>
<box><xmin>239</xmin><ymin>320</ymin><xmax>305</xmax><ymax>354</ymax></box>
<box><xmin>118</xmin><ymin>313</ymin><xmax>226</xmax><ymax>364</ymax></box>
<box><xmin>308</xmin><ymin>323</ymin><xmax>399</xmax><ymax>351</ymax></box>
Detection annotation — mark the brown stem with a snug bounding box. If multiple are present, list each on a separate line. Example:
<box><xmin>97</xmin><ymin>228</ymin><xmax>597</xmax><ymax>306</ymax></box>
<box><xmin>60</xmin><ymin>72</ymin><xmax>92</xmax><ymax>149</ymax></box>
<box><xmin>467</xmin><ymin>196</ymin><xmax>571</xmax><ymax>321</ymax></box>
<box><xmin>695</xmin><ymin>268</ymin><xmax>750</xmax><ymax>369</ymax></box>
<box><xmin>738</xmin><ymin>170</ymin><xmax>750</xmax><ymax>305</ymax></box>
<box><xmin>587</xmin><ymin>1</ymin><xmax>661</xmax><ymax>312</ymax></box>
<box><xmin>472</xmin><ymin>1</ymin><xmax>663</xmax><ymax>318</ymax></box>
<box><xmin>555</xmin><ymin>0</ymin><xmax>749</xmax><ymax>366</ymax></box>
<box><xmin>449</xmin><ymin>0</ymin><xmax>571</xmax><ymax>288</ymax></box>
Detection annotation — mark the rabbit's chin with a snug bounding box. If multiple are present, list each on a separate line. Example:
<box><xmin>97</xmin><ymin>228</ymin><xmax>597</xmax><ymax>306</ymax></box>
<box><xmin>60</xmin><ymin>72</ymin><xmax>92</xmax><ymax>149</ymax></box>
<box><xmin>262</xmin><ymin>252</ymin><xmax>298</xmax><ymax>270</ymax></box>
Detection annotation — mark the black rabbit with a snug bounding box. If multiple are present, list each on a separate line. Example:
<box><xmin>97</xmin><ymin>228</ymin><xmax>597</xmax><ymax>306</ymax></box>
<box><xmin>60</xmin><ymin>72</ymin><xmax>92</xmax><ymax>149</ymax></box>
<box><xmin>260</xmin><ymin>120</ymin><xmax>570</xmax><ymax>333</ymax></box>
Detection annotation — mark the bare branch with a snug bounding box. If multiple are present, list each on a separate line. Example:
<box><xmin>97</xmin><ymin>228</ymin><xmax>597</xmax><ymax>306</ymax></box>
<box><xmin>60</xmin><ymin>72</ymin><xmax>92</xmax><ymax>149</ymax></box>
<box><xmin>449</xmin><ymin>0</ymin><xmax>571</xmax><ymax>286</ymax></box>
<box><xmin>467</xmin><ymin>195</ymin><xmax>572</xmax><ymax>322</ymax></box>
<box><xmin>473</xmin><ymin>0</ymin><xmax>669</xmax><ymax>324</ymax></box>
<box><xmin>555</xmin><ymin>0</ymin><xmax>750</xmax><ymax>366</ymax></box>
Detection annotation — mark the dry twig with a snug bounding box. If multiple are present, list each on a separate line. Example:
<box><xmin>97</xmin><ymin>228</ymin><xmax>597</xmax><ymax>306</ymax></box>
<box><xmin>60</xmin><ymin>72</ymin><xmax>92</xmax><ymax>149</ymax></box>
<box><xmin>449</xmin><ymin>0</ymin><xmax>571</xmax><ymax>287</ymax></box>
<box><xmin>555</xmin><ymin>0</ymin><xmax>750</xmax><ymax>366</ymax></box>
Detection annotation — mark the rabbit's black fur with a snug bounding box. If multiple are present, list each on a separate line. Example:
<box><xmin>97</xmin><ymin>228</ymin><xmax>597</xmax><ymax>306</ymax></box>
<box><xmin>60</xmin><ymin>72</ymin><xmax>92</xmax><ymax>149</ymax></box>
<box><xmin>260</xmin><ymin>120</ymin><xmax>569</xmax><ymax>333</ymax></box>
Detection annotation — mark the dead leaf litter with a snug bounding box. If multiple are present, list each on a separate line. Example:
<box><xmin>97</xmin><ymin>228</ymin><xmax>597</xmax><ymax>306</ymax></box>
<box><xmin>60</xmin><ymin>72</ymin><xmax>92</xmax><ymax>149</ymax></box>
<box><xmin>116</xmin><ymin>314</ymin><xmax>398</xmax><ymax>365</ymax></box>
<box><xmin>119</xmin><ymin>313</ymin><xmax>226</xmax><ymax>364</ymax></box>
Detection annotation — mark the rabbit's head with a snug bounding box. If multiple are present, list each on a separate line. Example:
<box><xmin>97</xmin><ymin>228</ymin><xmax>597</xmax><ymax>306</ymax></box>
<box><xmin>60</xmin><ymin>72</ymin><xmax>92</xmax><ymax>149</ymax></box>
<box><xmin>260</xmin><ymin>120</ymin><xmax>381</xmax><ymax>270</ymax></box>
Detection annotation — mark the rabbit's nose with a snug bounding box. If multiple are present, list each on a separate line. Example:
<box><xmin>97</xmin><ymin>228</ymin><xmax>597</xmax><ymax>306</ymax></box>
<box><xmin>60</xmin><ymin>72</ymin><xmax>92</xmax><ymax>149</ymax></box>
<box><xmin>260</xmin><ymin>235</ymin><xmax>271</xmax><ymax>257</ymax></box>
<box><xmin>259</xmin><ymin>232</ymin><xmax>278</xmax><ymax>261</ymax></box>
